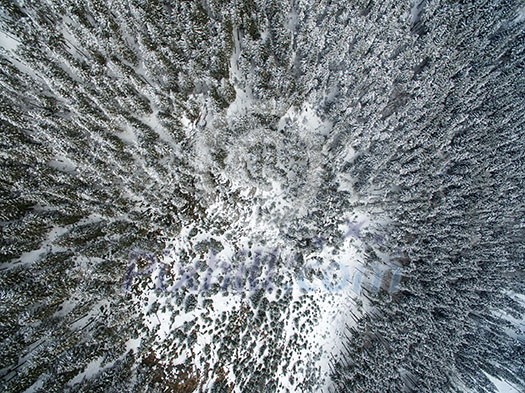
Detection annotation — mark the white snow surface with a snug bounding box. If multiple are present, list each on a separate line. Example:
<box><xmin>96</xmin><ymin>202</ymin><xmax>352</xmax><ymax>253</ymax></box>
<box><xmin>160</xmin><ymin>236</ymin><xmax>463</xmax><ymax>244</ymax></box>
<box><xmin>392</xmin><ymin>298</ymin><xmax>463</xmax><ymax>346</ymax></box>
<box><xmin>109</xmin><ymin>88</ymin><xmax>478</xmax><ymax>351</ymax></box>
<box><xmin>484</xmin><ymin>372</ymin><xmax>522</xmax><ymax>393</ymax></box>
<box><xmin>0</xmin><ymin>30</ymin><xmax>20</xmax><ymax>52</ymax></box>
<box><xmin>126</xmin><ymin>98</ymin><xmax>378</xmax><ymax>391</ymax></box>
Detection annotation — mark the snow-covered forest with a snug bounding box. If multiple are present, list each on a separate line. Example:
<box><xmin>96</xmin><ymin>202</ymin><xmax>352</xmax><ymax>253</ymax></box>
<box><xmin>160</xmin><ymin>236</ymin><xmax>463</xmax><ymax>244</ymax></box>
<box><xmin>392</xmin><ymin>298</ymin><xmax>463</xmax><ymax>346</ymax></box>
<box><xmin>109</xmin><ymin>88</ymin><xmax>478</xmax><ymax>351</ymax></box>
<box><xmin>1</xmin><ymin>0</ymin><xmax>524</xmax><ymax>392</ymax></box>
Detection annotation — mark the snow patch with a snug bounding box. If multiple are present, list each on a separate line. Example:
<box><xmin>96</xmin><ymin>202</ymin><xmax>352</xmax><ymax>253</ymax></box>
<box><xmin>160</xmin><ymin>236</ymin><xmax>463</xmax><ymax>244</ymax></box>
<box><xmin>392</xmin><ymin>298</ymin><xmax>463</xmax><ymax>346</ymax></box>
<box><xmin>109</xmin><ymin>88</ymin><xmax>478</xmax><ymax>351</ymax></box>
<box><xmin>48</xmin><ymin>156</ymin><xmax>77</xmax><ymax>173</ymax></box>
<box><xmin>2</xmin><ymin>225</ymin><xmax>69</xmax><ymax>270</ymax></box>
<box><xmin>515</xmin><ymin>6</ymin><xmax>525</xmax><ymax>24</ymax></box>
<box><xmin>22</xmin><ymin>377</ymin><xmax>44</xmax><ymax>393</ymax></box>
<box><xmin>68</xmin><ymin>357</ymin><xmax>104</xmax><ymax>386</ymax></box>
<box><xmin>117</xmin><ymin>122</ymin><xmax>138</xmax><ymax>145</ymax></box>
<box><xmin>0</xmin><ymin>30</ymin><xmax>20</xmax><ymax>51</ymax></box>
<box><xmin>278</xmin><ymin>103</ymin><xmax>332</xmax><ymax>136</ymax></box>
<box><xmin>484</xmin><ymin>372</ymin><xmax>522</xmax><ymax>393</ymax></box>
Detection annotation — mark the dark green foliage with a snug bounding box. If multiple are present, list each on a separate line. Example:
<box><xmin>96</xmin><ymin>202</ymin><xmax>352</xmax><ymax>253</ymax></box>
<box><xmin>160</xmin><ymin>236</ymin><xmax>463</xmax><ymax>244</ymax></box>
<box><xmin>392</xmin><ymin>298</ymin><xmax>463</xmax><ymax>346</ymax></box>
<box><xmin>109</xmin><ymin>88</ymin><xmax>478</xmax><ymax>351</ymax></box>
<box><xmin>1</xmin><ymin>0</ymin><xmax>524</xmax><ymax>392</ymax></box>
